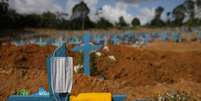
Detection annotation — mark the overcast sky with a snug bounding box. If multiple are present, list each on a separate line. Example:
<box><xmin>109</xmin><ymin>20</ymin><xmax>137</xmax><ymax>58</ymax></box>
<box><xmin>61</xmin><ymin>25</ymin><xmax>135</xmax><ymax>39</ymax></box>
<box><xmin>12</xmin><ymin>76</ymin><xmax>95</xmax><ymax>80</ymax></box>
<box><xmin>8</xmin><ymin>0</ymin><xmax>184</xmax><ymax>25</ymax></box>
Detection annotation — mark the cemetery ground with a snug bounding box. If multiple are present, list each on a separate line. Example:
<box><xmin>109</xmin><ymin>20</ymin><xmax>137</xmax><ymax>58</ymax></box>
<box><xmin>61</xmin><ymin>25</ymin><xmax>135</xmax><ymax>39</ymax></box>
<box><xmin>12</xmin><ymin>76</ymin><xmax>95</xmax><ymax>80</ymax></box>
<box><xmin>0</xmin><ymin>42</ymin><xmax>201</xmax><ymax>100</ymax></box>
<box><xmin>0</xmin><ymin>28</ymin><xmax>201</xmax><ymax>101</ymax></box>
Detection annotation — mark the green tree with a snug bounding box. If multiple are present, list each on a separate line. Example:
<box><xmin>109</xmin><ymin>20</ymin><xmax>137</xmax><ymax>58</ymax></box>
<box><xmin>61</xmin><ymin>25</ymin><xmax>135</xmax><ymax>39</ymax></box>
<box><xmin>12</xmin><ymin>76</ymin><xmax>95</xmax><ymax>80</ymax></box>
<box><xmin>41</xmin><ymin>12</ymin><xmax>57</xmax><ymax>27</ymax></box>
<box><xmin>0</xmin><ymin>0</ymin><xmax>9</xmax><ymax>29</ymax></box>
<box><xmin>165</xmin><ymin>12</ymin><xmax>172</xmax><ymax>26</ymax></box>
<box><xmin>72</xmin><ymin>1</ymin><xmax>89</xmax><ymax>19</ymax></box>
<box><xmin>184</xmin><ymin>0</ymin><xmax>195</xmax><ymax>19</ymax></box>
<box><xmin>96</xmin><ymin>17</ymin><xmax>113</xmax><ymax>29</ymax></box>
<box><xmin>116</xmin><ymin>16</ymin><xmax>128</xmax><ymax>28</ymax></box>
<box><xmin>197</xmin><ymin>0</ymin><xmax>201</xmax><ymax>7</ymax></box>
<box><xmin>172</xmin><ymin>4</ymin><xmax>186</xmax><ymax>26</ymax></box>
<box><xmin>5</xmin><ymin>9</ymin><xmax>21</xmax><ymax>28</ymax></box>
<box><xmin>0</xmin><ymin>0</ymin><xmax>8</xmax><ymax>15</ymax></box>
<box><xmin>155</xmin><ymin>6</ymin><xmax>164</xmax><ymax>20</ymax></box>
<box><xmin>131</xmin><ymin>17</ymin><xmax>141</xmax><ymax>27</ymax></box>
<box><xmin>150</xmin><ymin>6</ymin><xmax>165</xmax><ymax>26</ymax></box>
<box><xmin>71</xmin><ymin>1</ymin><xmax>94</xmax><ymax>30</ymax></box>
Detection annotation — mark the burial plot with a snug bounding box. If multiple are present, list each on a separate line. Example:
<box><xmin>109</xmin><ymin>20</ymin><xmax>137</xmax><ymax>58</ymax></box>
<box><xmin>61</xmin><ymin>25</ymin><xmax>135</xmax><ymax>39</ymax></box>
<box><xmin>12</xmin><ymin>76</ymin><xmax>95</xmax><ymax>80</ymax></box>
<box><xmin>171</xmin><ymin>32</ymin><xmax>181</xmax><ymax>42</ymax></box>
<box><xmin>144</xmin><ymin>33</ymin><xmax>151</xmax><ymax>44</ymax></box>
<box><xmin>8</xmin><ymin>40</ymin><xmax>127</xmax><ymax>101</ymax></box>
<box><xmin>140</xmin><ymin>33</ymin><xmax>149</xmax><ymax>46</ymax></box>
<box><xmin>121</xmin><ymin>32</ymin><xmax>134</xmax><ymax>44</ymax></box>
<box><xmin>103</xmin><ymin>35</ymin><xmax>109</xmax><ymax>46</ymax></box>
<box><xmin>72</xmin><ymin>33</ymin><xmax>102</xmax><ymax>76</ymax></box>
<box><xmin>29</xmin><ymin>38</ymin><xmax>37</xmax><ymax>44</ymax></box>
<box><xmin>131</xmin><ymin>33</ymin><xmax>138</xmax><ymax>44</ymax></box>
<box><xmin>12</xmin><ymin>40</ymin><xmax>26</xmax><ymax>46</ymax></box>
<box><xmin>197</xmin><ymin>32</ymin><xmax>201</xmax><ymax>42</ymax></box>
<box><xmin>134</xmin><ymin>32</ymin><xmax>141</xmax><ymax>41</ymax></box>
<box><xmin>58</xmin><ymin>31</ymin><xmax>68</xmax><ymax>43</ymax></box>
<box><xmin>144</xmin><ymin>32</ymin><xmax>155</xmax><ymax>42</ymax></box>
<box><xmin>68</xmin><ymin>35</ymin><xmax>80</xmax><ymax>45</ymax></box>
<box><xmin>128</xmin><ymin>32</ymin><xmax>135</xmax><ymax>41</ymax></box>
<box><xmin>135</xmin><ymin>33</ymin><xmax>148</xmax><ymax>43</ymax></box>
<box><xmin>35</xmin><ymin>37</ymin><xmax>47</xmax><ymax>46</ymax></box>
<box><xmin>160</xmin><ymin>32</ymin><xmax>169</xmax><ymax>41</ymax></box>
<box><xmin>7</xmin><ymin>43</ymin><xmax>71</xmax><ymax>101</ymax></box>
<box><xmin>46</xmin><ymin>38</ymin><xmax>55</xmax><ymax>45</ymax></box>
<box><xmin>187</xmin><ymin>32</ymin><xmax>193</xmax><ymax>41</ymax></box>
<box><xmin>93</xmin><ymin>34</ymin><xmax>104</xmax><ymax>45</ymax></box>
<box><xmin>111</xmin><ymin>35</ymin><xmax>120</xmax><ymax>45</ymax></box>
<box><xmin>132</xmin><ymin>33</ymin><xmax>148</xmax><ymax>48</ymax></box>
<box><xmin>151</xmin><ymin>32</ymin><xmax>160</xmax><ymax>41</ymax></box>
<box><xmin>52</xmin><ymin>38</ymin><xmax>65</xmax><ymax>47</ymax></box>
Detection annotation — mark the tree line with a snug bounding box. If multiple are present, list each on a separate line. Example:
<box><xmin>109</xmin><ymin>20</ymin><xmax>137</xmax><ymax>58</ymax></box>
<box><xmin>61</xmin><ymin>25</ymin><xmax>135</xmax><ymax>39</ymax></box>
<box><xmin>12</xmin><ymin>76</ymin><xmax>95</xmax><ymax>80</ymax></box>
<box><xmin>0</xmin><ymin>0</ymin><xmax>201</xmax><ymax>30</ymax></box>
<box><xmin>149</xmin><ymin>0</ymin><xmax>201</xmax><ymax>27</ymax></box>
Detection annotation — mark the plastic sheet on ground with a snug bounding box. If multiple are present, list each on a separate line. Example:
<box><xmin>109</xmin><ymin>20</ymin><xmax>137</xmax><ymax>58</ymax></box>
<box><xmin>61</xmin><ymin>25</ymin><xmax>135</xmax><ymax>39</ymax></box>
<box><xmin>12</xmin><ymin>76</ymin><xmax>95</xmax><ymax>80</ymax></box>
<box><xmin>32</xmin><ymin>86</ymin><xmax>49</xmax><ymax>96</ymax></box>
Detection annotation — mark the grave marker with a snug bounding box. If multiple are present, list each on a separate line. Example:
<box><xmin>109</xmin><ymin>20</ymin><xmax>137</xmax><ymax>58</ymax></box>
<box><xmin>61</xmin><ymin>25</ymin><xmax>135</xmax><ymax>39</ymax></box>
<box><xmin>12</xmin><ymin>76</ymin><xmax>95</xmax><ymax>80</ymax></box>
<box><xmin>36</xmin><ymin>37</ymin><xmax>47</xmax><ymax>46</ymax></box>
<box><xmin>103</xmin><ymin>35</ymin><xmax>109</xmax><ymax>46</ymax></box>
<box><xmin>111</xmin><ymin>35</ymin><xmax>120</xmax><ymax>45</ymax></box>
<box><xmin>72</xmin><ymin>33</ymin><xmax>102</xmax><ymax>76</ymax></box>
<box><xmin>151</xmin><ymin>32</ymin><xmax>159</xmax><ymax>41</ymax></box>
<box><xmin>121</xmin><ymin>33</ymin><xmax>131</xmax><ymax>44</ymax></box>
<box><xmin>171</xmin><ymin>32</ymin><xmax>181</xmax><ymax>42</ymax></box>
<box><xmin>143</xmin><ymin>33</ymin><xmax>150</xmax><ymax>44</ymax></box>
<box><xmin>160</xmin><ymin>32</ymin><xmax>169</xmax><ymax>41</ymax></box>
<box><xmin>197</xmin><ymin>32</ymin><xmax>201</xmax><ymax>42</ymax></box>
<box><xmin>53</xmin><ymin>38</ymin><xmax>65</xmax><ymax>47</ymax></box>
<box><xmin>68</xmin><ymin>35</ymin><xmax>80</xmax><ymax>45</ymax></box>
<box><xmin>94</xmin><ymin>35</ymin><xmax>104</xmax><ymax>45</ymax></box>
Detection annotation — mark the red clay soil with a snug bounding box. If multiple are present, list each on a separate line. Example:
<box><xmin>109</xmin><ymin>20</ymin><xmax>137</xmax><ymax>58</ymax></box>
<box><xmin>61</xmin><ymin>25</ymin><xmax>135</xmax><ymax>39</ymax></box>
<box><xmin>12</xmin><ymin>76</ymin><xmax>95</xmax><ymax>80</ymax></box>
<box><xmin>0</xmin><ymin>42</ymin><xmax>201</xmax><ymax>101</ymax></box>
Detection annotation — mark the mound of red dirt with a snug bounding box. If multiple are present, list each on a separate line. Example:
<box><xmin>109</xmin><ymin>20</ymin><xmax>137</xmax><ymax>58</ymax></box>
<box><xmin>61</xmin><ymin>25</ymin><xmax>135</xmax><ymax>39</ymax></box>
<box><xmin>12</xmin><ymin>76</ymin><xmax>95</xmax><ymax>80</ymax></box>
<box><xmin>0</xmin><ymin>42</ymin><xmax>201</xmax><ymax>101</ymax></box>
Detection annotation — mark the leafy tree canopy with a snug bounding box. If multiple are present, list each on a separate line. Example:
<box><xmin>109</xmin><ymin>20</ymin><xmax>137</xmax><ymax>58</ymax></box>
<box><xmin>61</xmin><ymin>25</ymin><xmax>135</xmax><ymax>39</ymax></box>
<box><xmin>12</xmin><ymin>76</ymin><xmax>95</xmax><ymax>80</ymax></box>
<box><xmin>131</xmin><ymin>17</ymin><xmax>141</xmax><ymax>27</ymax></box>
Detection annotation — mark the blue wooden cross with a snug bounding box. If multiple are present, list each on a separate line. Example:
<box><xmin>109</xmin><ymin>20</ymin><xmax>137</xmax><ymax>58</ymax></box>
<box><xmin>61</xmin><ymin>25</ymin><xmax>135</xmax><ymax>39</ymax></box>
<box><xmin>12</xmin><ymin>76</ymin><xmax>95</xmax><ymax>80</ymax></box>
<box><xmin>138</xmin><ymin>33</ymin><xmax>149</xmax><ymax>46</ymax></box>
<box><xmin>143</xmin><ymin>33</ymin><xmax>150</xmax><ymax>44</ymax></box>
<box><xmin>103</xmin><ymin>35</ymin><xmax>109</xmax><ymax>46</ymax></box>
<box><xmin>111</xmin><ymin>35</ymin><xmax>120</xmax><ymax>45</ymax></box>
<box><xmin>151</xmin><ymin>32</ymin><xmax>159</xmax><ymax>41</ymax></box>
<box><xmin>36</xmin><ymin>37</ymin><xmax>47</xmax><ymax>46</ymax></box>
<box><xmin>38</xmin><ymin>37</ymin><xmax>43</xmax><ymax>46</ymax></box>
<box><xmin>160</xmin><ymin>32</ymin><xmax>169</xmax><ymax>41</ymax></box>
<box><xmin>94</xmin><ymin>35</ymin><xmax>104</xmax><ymax>45</ymax></box>
<box><xmin>72</xmin><ymin>33</ymin><xmax>102</xmax><ymax>76</ymax></box>
<box><xmin>46</xmin><ymin>38</ymin><xmax>53</xmax><ymax>45</ymax></box>
<box><xmin>68</xmin><ymin>35</ymin><xmax>80</xmax><ymax>45</ymax></box>
<box><xmin>122</xmin><ymin>33</ymin><xmax>129</xmax><ymax>44</ymax></box>
<box><xmin>128</xmin><ymin>33</ymin><xmax>136</xmax><ymax>44</ymax></box>
<box><xmin>124</xmin><ymin>32</ymin><xmax>134</xmax><ymax>44</ymax></box>
<box><xmin>171</xmin><ymin>32</ymin><xmax>181</xmax><ymax>42</ymax></box>
<box><xmin>12</xmin><ymin>40</ymin><xmax>23</xmax><ymax>46</ymax></box>
<box><xmin>128</xmin><ymin>32</ymin><xmax>136</xmax><ymax>44</ymax></box>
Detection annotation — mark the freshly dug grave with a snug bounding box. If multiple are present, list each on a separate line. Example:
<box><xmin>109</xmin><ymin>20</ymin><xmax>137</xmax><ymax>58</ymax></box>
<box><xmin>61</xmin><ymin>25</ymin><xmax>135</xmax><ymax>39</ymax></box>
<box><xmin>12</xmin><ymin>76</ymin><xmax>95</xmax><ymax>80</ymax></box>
<box><xmin>0</xmin><ymin>42</ymin><xmax>201</xmax><ymax>101</ymax></box>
